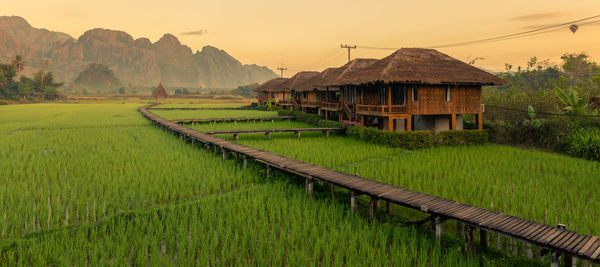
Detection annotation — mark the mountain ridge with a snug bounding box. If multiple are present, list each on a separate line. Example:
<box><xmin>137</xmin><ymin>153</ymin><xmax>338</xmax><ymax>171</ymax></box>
<box><xmin>0</xmin><ymin>16</ymin><xmax>277</xmax><ymax>90</ymax></box>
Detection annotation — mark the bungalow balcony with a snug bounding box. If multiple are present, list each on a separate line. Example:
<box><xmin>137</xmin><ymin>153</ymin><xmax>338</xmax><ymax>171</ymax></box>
<box><xmin>278</xmin><ymin>99</ymin><xmax>293</xmax><ymax>106</ymax></box>
<box><xmin>300</xmin><ymin>101</ymin><xmax>318</xmax><ymax>108</ymax></box>
<box><xmin>320</xmin><ymin>101</ymin><xmax>340</xmax><ymax>111</ymax></box>
<box><xmin>355</xmin><ymin>104</ymin><xmax>407</xmax><ymax>116</ymax></box>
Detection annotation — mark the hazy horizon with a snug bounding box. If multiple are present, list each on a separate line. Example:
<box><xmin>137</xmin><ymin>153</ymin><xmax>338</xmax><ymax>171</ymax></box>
<box><xmin>5</xmin><ymin>0</ymin><xmax>600</xmax><ymax>76</ymax></box>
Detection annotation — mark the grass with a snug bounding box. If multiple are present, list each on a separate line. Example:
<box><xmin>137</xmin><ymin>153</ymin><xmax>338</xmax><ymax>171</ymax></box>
<box><xmin>236</xmin><ymin>135</ymin><xmax>600</xmax><ymax>236</ymax></box>
<box><xmin>0</xmin><ymin>103</ymin><xmax>542</xmax><ymax>265</ymax></box>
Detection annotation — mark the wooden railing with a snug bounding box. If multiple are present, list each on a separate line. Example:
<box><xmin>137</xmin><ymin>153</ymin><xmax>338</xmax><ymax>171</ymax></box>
<box><xmin>301</xmin><ymin>101</ymin><xmax>318</xmax><ymax>107</ymax></box>
<box><xmin>278</xmin><ymin>100</ymin><xmax>293</xmax><ymax>105</ymax></box>
<box><xmin>356</xmin><ymin>104</ymin><xmax>407</xmax><ymax>114</ymax></box>
<box><xmin>321</xmin><ymin>102</ymin><xmax>340</xmax><ymax>110</ymax></box>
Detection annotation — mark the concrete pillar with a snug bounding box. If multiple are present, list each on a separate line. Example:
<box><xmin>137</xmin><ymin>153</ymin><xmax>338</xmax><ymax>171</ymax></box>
<box><xmin>351</xmin><ymin>191</ymin><xmax>357</xmax><ymax>216</ymax></box>
<box><xmin>435</xmin><ymin>217</ymin><xmax>443</xmax><ymax>246</ymax></box>
<box><xmin>306</xmin><ymin>178</ymin><xmax>314</xmax><ymax>195</ymax></box>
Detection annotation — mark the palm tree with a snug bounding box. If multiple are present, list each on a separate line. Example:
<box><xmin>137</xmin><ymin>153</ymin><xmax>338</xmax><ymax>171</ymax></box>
<box><xmin>10</xmin><ymin>55</ymin><xmax>26</xmax><ymax>74</ymax></box>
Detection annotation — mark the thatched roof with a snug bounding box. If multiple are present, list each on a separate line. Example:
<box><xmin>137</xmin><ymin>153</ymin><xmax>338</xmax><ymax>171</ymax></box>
<box><xmin>333</xmin><ymin>48</ymin><xmax>507</xmax><ymax>86</ymax></box>
<box><xmin>253</xmin><ymin>78</ymin><xmax>289</xmax><ymax>92</ymax></box>
<box><xmin>296</xmin><ymin>58</ymin><xmax>379</xmax><ymax>91</ymax></box>
<box><xmin>274</xmin><ymin>71</ymin><xmax>320</xmax><ymax>92</ymax></box>
<box><xmin>153</xmin><ymin>83</ymin><xmax>168</xmax><ymax>98</ymax></box>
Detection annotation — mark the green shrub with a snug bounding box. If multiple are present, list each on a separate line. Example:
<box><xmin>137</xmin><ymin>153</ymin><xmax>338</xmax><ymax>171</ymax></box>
<box><xmin>436</xmin><ymin>130</ymin><xmax>488</xmax><ymax>146</ymax></box>
<box><xmin>566</xmin><ymin>128</ymin><xmax>600</xmax><ymax>161</ymax></box>
<box><xmin>346</xmin><ymin>126</ymin><xmax>435</xmax><ymax>149</ymax></box>
<box><xmin>278</xmin><ymin>109</ymin><xmax>342</xmax><ymax>128</ymax></box>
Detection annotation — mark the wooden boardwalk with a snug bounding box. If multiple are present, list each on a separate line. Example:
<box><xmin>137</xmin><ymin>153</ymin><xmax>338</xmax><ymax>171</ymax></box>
<box><xmin>172</xmin><ymin>116</ymin><xmax>294</xmax><ymax>123</ymax></box>
<box><xmin>203</xmin><ymin>127</ymin><xmax>344</xmax><ymax>139</ymax></box>
<box><xmin>148</xmin><ymin>107</ymin><xmax>247</xmax><ymax>110</ymax></box>
<box><xmin>139</xmin><ymin>105</ymin><xmax>600</xmax><ymax>265</ymax></box>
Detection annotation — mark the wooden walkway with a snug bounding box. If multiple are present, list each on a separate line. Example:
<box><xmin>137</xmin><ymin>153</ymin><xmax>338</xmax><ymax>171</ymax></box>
<box><xmin>172</xmin><ymin>116</ymin><xmax>294</xmax><ymax>123</ymax></box>
<box><xmin>203</xmin><ymin>127</ymin><xmax>344</xmax><ymax>139</ymax></box>
<box><xmin>139</xmin><ymin>105</ymin><xmax>600</xmax><ymax>265</ymax></box>
<box><xmin>148</xmin><ymin>107</ymin><xmax>247</xmax><ymax>110</ymax></box>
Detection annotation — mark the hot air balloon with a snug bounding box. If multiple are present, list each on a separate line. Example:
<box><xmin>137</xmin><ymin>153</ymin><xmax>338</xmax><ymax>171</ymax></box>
<box><xmin>570</xmin><ymin>24</ymin><xmax>578</xmax><ymax>34</ymax></box>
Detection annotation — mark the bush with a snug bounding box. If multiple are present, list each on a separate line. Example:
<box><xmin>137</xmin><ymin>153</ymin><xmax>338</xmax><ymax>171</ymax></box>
<box><xmin>346</xmin><ymin>126</ymin><xmax>435</xmax><ymax>149</ymax></box>
<box><xmin>436</xmin><ymin>130</ymin><xmax>488</xmax><ymax>146</ymax></box>
<box><xmin>277</xmin><ymin>110</ymin><xmax>342</xmax><ymax>128</ymax></box>
<box><xmin>566</xmin><ymin>128</ymin><xmax>600</xmax><ymax>161</ymax></box>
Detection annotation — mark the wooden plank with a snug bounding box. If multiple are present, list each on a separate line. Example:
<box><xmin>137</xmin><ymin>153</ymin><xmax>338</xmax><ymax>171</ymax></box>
<box><xmin>572</xmin><ymin>236</ymin><xmax>593</xmax><ymax>255</ymax></box>
<box><xmin>582</xmin><ymin>239</ymin><xmax>600</xmax><ymax>257</ymax></box>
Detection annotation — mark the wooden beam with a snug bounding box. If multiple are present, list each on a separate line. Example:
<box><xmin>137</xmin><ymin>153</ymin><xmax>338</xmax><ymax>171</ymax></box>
<box><xmin>451</xmin><ymin>114</ymin><xmax>456</xmax><ymax>130</ymax></box>
<box><xmin>465</xmin><ymin>225</ymin><xmax>474</xmax><ymax>256</ymax></box>
<box><xmin>480</xmin><ymin>229</ymin><xmax>488</xmax><ymax>249</ymax></box>
<box><xmin>406</xmin><ymin>116</ymin><xmax>412</xmax><ymax>131</ymax></box>
<box><xmin>370</xmin><ymin>196</ymin><xmax>377</xmax><ymax>220</ymax></box>
<box><xmin>477</xmin><ymin>113</ymin><xmax>483</xmax><ymax>130</ymax></box>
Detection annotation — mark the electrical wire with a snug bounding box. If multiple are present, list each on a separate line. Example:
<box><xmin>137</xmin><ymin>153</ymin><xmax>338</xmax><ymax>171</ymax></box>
<box><xmin>356</xmin><ymin>14</ymin><xmax>600</xmax><ymax>50</ymax></box>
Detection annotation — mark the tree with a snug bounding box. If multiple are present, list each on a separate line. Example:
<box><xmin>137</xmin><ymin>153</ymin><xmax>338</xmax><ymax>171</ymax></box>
<box><xmin>0</xmin><ymin>63</ymin><xmax>17</xmax><ymax>99</ymax></box>
<box><xmin>17</xmin><ymin>76</ymin><xmax>34</xmax><ymax>99</ymax></box>
<box><xmin>10</xmin><ymin>55</ymin><xmax>26</xmax><ymax>74</ymax></box>
<box><xmin>33</xmin><ymin>71</ymin><xmax>62</xmax><ymax>100</ymax></box>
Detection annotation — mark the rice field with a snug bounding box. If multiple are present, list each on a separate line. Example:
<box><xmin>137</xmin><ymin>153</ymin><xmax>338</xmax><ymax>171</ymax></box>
<box><xmin>1</xmin><ymin>103</ymin><xmax>539</xmax><ymax>265</ymax></box>
<box><xmin>236</xmin><ymin>135</ymin><xmax>600</xmax><ymax>236</ymax></box>
<box><xmin>187</xmin><ymin>120</ymin><xmax>318</xmax><ymax>132</ymax></box>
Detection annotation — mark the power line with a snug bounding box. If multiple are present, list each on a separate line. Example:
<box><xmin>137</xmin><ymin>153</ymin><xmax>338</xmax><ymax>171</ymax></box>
<box><xmin>356</xmin><ymin>14</ymin><xmax>600</xmax><ymax>50</ymax></box>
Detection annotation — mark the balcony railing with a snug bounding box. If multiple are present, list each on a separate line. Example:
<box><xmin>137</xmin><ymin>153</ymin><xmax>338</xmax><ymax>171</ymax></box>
<box><xmin>356</xmin><ymin>104</ymin><xmax>407</xmax><ymax>114</ymax></box>
<box><xmin>301</xmin><ymin>101</ymin><xmax>318</xmax><ymax>107</ymax></box>
<box><xmin>278</xmin><ymin>100</ymin><xmax>293</xmax><ymax>105</ymax></box>
<box><xmin>321</xmin><ymin>102</ymin><xmax>340</xmax><ymax>110</ymax></box>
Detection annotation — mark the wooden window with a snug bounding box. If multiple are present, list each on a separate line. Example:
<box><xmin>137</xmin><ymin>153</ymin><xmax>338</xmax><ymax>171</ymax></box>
<box><xmin>445</xmin><ymin>86</ymin><xmax>451</xmax><ymax>101</ymax></box>
<box><xmin>412</xmin><ymin>86</ymin><xmax>418</xmax><ymax>102</ymax></box>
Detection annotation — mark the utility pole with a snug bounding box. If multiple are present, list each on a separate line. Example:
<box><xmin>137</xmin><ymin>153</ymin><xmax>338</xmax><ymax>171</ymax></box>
<box><xmin>341</xmin><ymin>44</ymin><xmax>356</xmax><ymax>62</ymax></box>
<box><xmin>276</xmin><ymin>64</ymin><xmax>287</xmax><ymax>78</ymax></box>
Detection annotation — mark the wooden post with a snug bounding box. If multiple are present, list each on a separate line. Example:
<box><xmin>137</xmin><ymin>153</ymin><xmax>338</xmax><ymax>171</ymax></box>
<box><xmin>386</xmin><ymin>201</ymin><xmax>392</xmax><ymax>215</ymax></box>
<box><xmin>234</xmin><ymin>133</ymin><xmax>239</xmax><ymax>140</ymax></box>
<box><xmin>266</xmin><ymin>165</ymin><xmax>271</xmax><ymax>177</ymax></box>
<box><xmin>265</xmin><ymin>132</ymin><xmax>271</xmax><ymax>140</ymax></box>
<box><xmin>464</xmin><ymin>225</ymin><xmax>474</xmax><ymax>256</ymax></box>
<box><xmin>480</xmin><ymin>229</ymin><xmax>488</xmax><ymax>249</ymax></box>
<box><xmin>330</xmin><ymin>184</ymin><xmax>335</xmax><ymax>201</ymax></box>
<box><xmin>369</xmin><ymin>196</ymin><xmax>377</xmax><ymax>220</ymax></box>
<box><xmin>351</xmin><ymin>191</ymin><xmax>357</xmax><ymax>216</ymax></box>
<box><xmin>451</xmin><ymin>114</ymin><xmax>456</xmax><ymax>130</ymax></box>
<box><xmin>557</xmin><ymin>224</ymin><xmax>572</xmax><ymax>267</ymax></box>
<box><xmin>306</xmin><ymin>178</ymin><xmax>314</xmax><ymax>195</ymax></box>
<box><xmin>213</xmin><ymin>145</ymin><xmax>217</xmax><ymax>155</ymax></box>
<box><xmin>435</xmin><ymin>216</ymin><xmax>443</xmax><ymax>246</ymax></box>
<box><xmin>295</xmin><ymin>131</ymin><xmax>301</xmax><ymax>139</ymax></box>
<box><xmin>387</xmin><ymin>117</ymin><xmax>393</xmax><ymax>132</ymax></box>
<box><xmin>222</xmin><ymin>148</ymin><xmax>227</xmax><ymax>161</ymax></box>
<box><xmin>477</xmin><ymin>113</ymin><xmax>483</xmax><ymax>130</ymax></box>
<box><xmin>234</xmin><ymin>152</ymin><xmax>239</xmax><ymax>163</ymax></box>
<box><xmin>242</xmin><ymin>155</ymin><xmax>247</xmax><ymax>170</ymax></box>
<box><xmin>406</xmin><ymin>116</ymin><xmax>412</xmax><ymax>131</ymax></box>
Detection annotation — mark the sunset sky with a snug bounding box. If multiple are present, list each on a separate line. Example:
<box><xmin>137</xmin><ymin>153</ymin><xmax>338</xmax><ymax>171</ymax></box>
<box><xmin>5</xmin><ymin>0</ymin><xmax>600</xmax><ymax>76</ymax></box>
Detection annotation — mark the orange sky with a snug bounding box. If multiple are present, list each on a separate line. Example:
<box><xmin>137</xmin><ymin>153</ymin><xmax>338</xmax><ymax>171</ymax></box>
<box><xmin>5</xmin><ymin>0</ymin><xmax>600</xmax><ymax>75</ymax></box>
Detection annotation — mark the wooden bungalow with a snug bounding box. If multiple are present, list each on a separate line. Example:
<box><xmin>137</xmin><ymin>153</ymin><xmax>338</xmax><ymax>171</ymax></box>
<box><xmin>327</xmin><ymin>48</ymin><xmax>507</xmax><ymax>131</ymax></box>
<box><xmin>276</xmin><ymin>71</ymin><xmax>320</xmax><ymax>110</ymax></box>
<box><xmin>253</xmin><ymin>78</ymin><xmax>288</xmax><ymax>104</ymax></box>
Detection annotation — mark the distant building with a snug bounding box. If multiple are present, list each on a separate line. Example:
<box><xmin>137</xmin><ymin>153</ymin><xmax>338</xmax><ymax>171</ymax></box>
<box><xmin>153</xmin><ymin>83</ymin><xmax>168</xmax><ymax>104</ymax></box>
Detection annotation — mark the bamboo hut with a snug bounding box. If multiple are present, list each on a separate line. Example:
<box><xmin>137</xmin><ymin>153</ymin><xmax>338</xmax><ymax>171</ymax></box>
<box><xmin>153</xmin><ymin>83</ymin><xmax>168</xmax><ymax>104</ymax></box>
